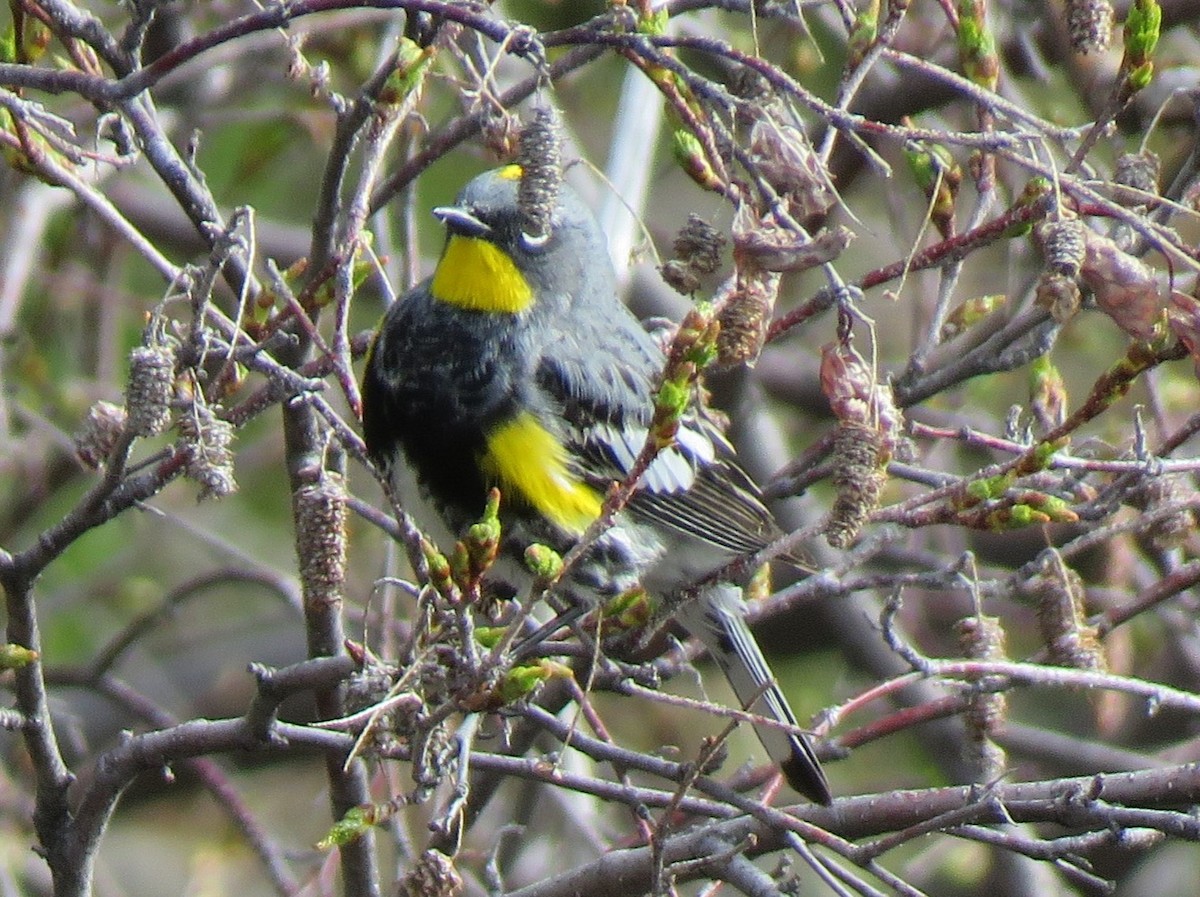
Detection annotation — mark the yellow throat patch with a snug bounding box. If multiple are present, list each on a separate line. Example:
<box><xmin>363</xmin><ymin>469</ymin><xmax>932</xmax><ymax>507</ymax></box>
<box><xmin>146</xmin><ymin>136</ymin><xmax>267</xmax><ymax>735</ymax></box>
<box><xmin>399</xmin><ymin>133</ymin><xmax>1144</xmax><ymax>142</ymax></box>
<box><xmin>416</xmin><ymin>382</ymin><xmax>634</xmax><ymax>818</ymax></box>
<box><xmin>430</xmin><ymin>235</ymin><xmax>533</xmax><ymax>313</ymax></box>
<box><xmin>481</xmin><ymin>413</ymin><xmax>602</xmax><ymax>535</ymax></box>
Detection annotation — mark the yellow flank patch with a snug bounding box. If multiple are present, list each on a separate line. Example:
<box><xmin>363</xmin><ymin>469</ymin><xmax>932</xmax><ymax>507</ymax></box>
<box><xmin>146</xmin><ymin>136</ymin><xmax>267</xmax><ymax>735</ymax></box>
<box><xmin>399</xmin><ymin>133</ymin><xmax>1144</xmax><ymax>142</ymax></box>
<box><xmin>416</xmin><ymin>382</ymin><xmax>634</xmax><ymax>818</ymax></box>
<box><xmin>497</xmin><ymin>164</ymin><xmax>522</xmax><ymax>180</ymax></box>
<box><xmin>482</xmin><ymin>413</ymin><xmax>602</xmax><ymax>535</ymax></box>
<box><xmin>430</xmin><ymin>235</ymin><xmax>534</xmax><ymax>312</ymax></box>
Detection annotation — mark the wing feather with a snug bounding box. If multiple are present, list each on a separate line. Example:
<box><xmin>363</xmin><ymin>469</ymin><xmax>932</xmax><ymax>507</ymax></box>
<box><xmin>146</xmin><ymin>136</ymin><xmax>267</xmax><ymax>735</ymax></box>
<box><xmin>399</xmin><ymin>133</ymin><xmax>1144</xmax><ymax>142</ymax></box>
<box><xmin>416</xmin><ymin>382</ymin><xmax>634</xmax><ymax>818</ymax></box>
<box><xmin>535</xmin><ymin>322</ymin><xmax>782</xmax><ymax>558</ymax></box>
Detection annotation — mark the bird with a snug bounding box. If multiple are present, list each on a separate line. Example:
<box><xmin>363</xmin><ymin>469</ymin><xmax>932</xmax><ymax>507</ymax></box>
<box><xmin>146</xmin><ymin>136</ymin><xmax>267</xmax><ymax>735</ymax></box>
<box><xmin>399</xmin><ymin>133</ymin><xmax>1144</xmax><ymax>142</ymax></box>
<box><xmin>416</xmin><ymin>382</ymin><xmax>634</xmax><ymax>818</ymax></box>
<box><xmin>361</xmin><ymin>163</ymin><xmax>831</xmax><ymax>804</ymax></box>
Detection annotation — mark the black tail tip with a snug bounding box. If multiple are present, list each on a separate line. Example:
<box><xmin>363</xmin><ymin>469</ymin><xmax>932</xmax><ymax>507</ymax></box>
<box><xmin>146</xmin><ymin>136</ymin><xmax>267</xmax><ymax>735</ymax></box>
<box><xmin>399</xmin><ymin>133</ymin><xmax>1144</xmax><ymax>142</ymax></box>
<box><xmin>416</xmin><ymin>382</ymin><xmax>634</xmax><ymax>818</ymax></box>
<box><xmin>781</xmin><ymin>755</ymin><xmax>833</xmax><ymax>806</ymax></box>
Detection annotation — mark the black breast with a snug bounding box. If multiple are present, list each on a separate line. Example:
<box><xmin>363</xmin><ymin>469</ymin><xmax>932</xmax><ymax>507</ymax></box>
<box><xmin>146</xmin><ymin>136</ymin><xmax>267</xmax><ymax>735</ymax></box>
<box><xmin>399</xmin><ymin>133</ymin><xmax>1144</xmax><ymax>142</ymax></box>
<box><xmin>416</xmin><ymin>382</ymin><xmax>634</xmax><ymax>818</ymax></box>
<box><xmin>362</xmin><ymin>290</ymin><xmax>527</xmax><ymax>521</ymax></box>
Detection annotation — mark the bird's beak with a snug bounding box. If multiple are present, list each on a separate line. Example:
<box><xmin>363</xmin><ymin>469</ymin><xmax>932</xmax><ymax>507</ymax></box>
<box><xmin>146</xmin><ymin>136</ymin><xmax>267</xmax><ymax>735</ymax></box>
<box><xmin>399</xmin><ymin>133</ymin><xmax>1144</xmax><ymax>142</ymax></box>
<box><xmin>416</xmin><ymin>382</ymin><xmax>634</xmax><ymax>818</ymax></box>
<box><xmin>432</xmin><ymin>206</ymin><xmax>491</xmax><ymax>238</ymax></box>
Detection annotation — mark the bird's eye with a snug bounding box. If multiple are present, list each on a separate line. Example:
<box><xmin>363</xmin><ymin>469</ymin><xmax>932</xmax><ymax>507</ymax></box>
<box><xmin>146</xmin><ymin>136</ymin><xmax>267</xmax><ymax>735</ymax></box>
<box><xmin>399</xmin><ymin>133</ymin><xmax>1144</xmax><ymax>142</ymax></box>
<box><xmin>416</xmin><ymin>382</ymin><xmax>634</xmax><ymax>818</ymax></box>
<box><xmin>518</xmin><ymin>230</ymin><xmax>551</xmax><ymax>253</ymax></box>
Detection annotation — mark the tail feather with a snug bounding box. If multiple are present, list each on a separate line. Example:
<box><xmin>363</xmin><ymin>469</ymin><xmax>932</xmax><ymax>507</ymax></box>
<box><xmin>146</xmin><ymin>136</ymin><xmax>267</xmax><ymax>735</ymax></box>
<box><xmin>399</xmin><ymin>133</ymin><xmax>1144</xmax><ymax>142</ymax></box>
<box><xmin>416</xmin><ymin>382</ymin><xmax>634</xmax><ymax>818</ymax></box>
<box><xmin>679</xmin><ymin>584</ymin><xmax>832</xmax><ymax>805</ymax></box>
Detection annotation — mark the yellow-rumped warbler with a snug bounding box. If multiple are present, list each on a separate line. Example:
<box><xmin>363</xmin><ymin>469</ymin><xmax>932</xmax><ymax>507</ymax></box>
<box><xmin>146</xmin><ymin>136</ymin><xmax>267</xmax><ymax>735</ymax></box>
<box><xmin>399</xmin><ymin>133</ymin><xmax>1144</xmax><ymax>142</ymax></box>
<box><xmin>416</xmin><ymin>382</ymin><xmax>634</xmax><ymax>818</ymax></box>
<box><xmin>362</xmin><ymin>165</ymin><xmax>830</xmax><ymax>804</ymax></box>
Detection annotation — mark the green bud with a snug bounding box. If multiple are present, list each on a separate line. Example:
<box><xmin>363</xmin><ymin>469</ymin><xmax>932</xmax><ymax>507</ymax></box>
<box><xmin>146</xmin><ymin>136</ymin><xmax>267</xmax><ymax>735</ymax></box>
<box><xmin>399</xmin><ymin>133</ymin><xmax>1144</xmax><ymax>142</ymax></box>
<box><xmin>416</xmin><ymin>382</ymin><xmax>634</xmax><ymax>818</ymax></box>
<box><xmin>1125</xmin><ymin>61</ymin><xmax>1154</xmax><ymax>91</ymax></box>
<box><xmin>1030</xmin><ymin>353</ymin><xmax>1065</xmax><ymax>389</ymax></box>
<box><xmin>652</xmin><ymin>416</ymin><xmax>680</xmax><ymax>449</ymax></box>
<box><xmin>1030</xmin><ymin>354</ymin><xmax>1064</xmax><ymax>392</ymax></box>
<box><xmin>309</xmin><ymin>245</ymin><xmax>374</xmax><ymax>310</ymax></box>
<box><xmin>1010</xmin><ymin>437</ymin><xmax>1067</xmax><ymax>480</ymax></box>
<box><xmin>351</xmin><ymin>250</ymin><xmax>374</xmax><ymax>288</ymax></box>
<box><xmin>524</xmin><ymin>543</ymin><xmax>563</xmax><ymax>580</ymax></box>
<box><xmin>904</xmin><ymin>142</ymin><xmax>957</xmax><ymax>192</ymax></box>
<box><xmin>989</xmin><ymin>504</ymin><xmax>1050</xmax><ymax>530</ymax></box>
<box><xmin>474</xmin><ymin>626</ymin><xmax>506</xmax><ymax>649</ymax></box>
<box><xmin>964</xmin><ymin>479</ymin><xmax>992</xmax><ymax>504</ymax></box>
<box><xmin>449</xmin><ymin>541</ymin><xmax>471</xmax><ymax>586</ymax></box>
<box><xmin>655</xmin><ymin>377</ymin><xmax>690</xmax><ymax>417</ymax></box>
<box><xmin>636</xmin><ymin>8</ymin><xmax>670</xmax><ymax>36</ymax></box>
<box><xmin>903</xmin><ymin>145</ymin><xmax>936</xmax><ymax>190</ymax></box>
<box><xmin>421</xmin><ymin>538</ymin><xmax>454</xmax><ymax>594</ymax></box>
<box><xmin>672</xmin><ymin>129</ymin><xmax>722</xmax><ymax>193</ymax></box>
<box><xmin>1018</xmin><ymin>177</ymin><xmax>1052</xmax><ymax>206</ymax></box>
<box><xmin>1031</xmin><ymin>440</ymin><xmax>1061</xmax><ymax>469</ymax></box>
<box><xmin>465</xmin><ymin>522</ymin><xmax>498</xmax><ymax>572</ymax></box>
<box><xmin>1123</xmin><ymin>0</ymin><xmax>1162</xmax><ymax>61</ymax></box>
<box><xmin>499</xmin><ymin>661</ymin><xmax>561</xmax><ymax>703</ymax></box>
<box><xmin>847</xmin><ymin>0</ymin><xmax>880</xmax><ymax>67</ymax></box>
<box><xmin>685</xmin><ymin>340</ymin><xmax>719</xmax><ymax>369</ymax></box>
<box><xmin>1030</xmin><ymin>353</ymin><xmax>1068</xmax><ymax>432</ymax></box>
<box><xmin>1022</xmin><ymin>492</ymin><xmax>1079</xmax><ymax>523</ymax></box>
<box><xmin>467</xmin><ymin>518</ymin><xmax>499</xmax><ymax>550</ymax></box>
<box><xmin>601</xmin><ymin>588</ymin><xmax>654</xmax><ymax>629</ymax></box>
<box><xmin>956</xmin><ymin>3</ymin><xmax>999</xmax><ymax>90</ymax></box>
<box><xmin>966</xmin><ymin>473</ymin><xmax>1010</xmax><ymax>503</ymax></box>
<box><xmin>1120</xmin><ymin>0</ymin><xmax>1161</xmax><ymax>96</ymax></box>
<box><xmin>0</xmin><ymin>28</ymin><xmax>16</xmax><ymax>64</ymax></box>
<box><xmin>0</xmin><ymin>643</ymin><xmax>38</xmax><ymax>670</ymax></box>
<box><xmin>941</xmin><ymin>294</ymin><xmax>1006</xmax><ymax>339</ymax></box>
<box><xmin>22</xmin><ymin>17</ymin><xmax>50</xmax><ymax>63</ymax></box>
<box><xmin>481</xmin><ymin>487</ymin><xmax>501</xmax><ymax>522</ymax></box>
<box><xmin>379</xmin><ymin>38</ymin><xmax>433</xmax><ymax>105</ymax></box>
<box><xmin>1003</xmin><ymin>178</ymin><xmax>1052</xmax><ymax>237</ymax></box>
<box><xmin>318</xmin><ymin>806</ymin><xmax>372</xmax><ymax>850</ymax></box>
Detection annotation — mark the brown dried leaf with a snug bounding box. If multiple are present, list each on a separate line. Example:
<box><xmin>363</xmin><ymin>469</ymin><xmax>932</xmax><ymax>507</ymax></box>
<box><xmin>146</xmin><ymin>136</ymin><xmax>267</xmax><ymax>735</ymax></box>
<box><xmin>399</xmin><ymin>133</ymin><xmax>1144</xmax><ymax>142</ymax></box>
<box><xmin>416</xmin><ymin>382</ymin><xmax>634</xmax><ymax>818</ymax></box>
<box><xmin>818</xmin><ymin>342</ymin><xmax>904</xmax><ymax>457</ymax></box>
<box><xmin>1079</xmin><ymin>229</ymin><xmax>1162</xmax><ymax>340</ymax></box>
<box><xmin>748</xmin><ymin>116</ymin><xmax>837</xmax><ymax>220</ymax></box>
<box><xmin>1168</xmin><ymin>290</ymin><xmax>1200</xmax><ymax>378</ymax></box>
<box><xmin>734</xmin><ymin>220</ymin><xmax>853</xmax><ymax>273</ymax></box>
